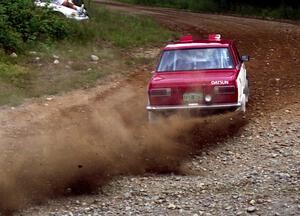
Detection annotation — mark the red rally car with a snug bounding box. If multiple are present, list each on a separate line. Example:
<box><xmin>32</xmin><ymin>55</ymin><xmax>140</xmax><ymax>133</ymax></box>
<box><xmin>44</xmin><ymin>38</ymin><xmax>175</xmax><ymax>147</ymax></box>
<box><xmin>147</xmin><ymin>34</ymin><xmax>250</xmax><ymax>121</ymax></box>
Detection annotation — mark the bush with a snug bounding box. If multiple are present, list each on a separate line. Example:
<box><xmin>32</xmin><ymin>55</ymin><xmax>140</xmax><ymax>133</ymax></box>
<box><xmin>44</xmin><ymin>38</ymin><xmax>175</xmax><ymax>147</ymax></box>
<box><xmin>0</xmin><ymin>0</ymin><xmax>71</xmax><ymax>52</ymax></box>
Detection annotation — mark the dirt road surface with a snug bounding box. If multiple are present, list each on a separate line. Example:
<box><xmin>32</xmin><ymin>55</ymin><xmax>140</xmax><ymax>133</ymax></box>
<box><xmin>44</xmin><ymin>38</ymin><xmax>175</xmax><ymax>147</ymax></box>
<box><xmin>0</xmin><ymin>0</ymin><xmax>299</xmax><ymax>215</ymax></box>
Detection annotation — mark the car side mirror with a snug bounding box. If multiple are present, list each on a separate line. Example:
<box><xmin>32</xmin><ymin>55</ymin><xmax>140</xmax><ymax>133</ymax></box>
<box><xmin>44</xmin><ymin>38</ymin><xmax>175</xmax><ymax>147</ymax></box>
<box><xmin>241</xmin><ymin>55</ymin><xmax>250</xmax><ymax>62</ymax></box>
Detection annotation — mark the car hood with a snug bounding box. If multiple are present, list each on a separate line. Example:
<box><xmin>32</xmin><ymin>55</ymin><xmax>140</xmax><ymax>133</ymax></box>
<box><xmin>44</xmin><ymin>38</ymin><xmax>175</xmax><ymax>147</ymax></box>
<box><xmin>151</xmin><ymin>70</ymin><xmax>237</xmax><ymax>87</ymax></box>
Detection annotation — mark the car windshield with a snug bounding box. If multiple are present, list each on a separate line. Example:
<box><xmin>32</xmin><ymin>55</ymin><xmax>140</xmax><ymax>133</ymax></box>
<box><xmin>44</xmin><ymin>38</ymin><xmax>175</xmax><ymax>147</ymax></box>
<box><xmin>157</xmin><ymin>48</ymin><xmax>234</xmax><ymax>72</ymax></box>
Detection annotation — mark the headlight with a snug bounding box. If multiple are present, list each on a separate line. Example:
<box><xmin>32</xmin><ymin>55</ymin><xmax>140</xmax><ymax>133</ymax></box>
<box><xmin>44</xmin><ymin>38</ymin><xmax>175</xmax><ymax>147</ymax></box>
<box><xmin>205</xmin><ymin>94</ymin><xmax>212</xmax><ymax>103</ymax></box>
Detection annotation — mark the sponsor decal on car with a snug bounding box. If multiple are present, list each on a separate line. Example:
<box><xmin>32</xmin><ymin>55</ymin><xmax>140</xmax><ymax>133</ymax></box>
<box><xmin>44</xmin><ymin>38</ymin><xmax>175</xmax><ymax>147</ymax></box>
<box><xmin>211</xmin><ymin>80</ymin><xmax>229</xmax><ymax>85</ymax></box>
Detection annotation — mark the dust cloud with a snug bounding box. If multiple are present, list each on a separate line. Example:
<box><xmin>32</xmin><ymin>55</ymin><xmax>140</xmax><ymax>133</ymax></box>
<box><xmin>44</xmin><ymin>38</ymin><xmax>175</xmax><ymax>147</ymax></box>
<box><xmin>0</xmin><ymin>87</ymin><xmax>247</xmax><ymax>214</ymax></box>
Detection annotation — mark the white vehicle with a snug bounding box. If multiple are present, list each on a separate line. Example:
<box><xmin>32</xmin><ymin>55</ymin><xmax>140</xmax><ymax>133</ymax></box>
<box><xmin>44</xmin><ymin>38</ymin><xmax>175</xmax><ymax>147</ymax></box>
<box><xmin>35</xmin><ymin>0</ymin><xmax>89</xmax><ymax>21</ymax></box>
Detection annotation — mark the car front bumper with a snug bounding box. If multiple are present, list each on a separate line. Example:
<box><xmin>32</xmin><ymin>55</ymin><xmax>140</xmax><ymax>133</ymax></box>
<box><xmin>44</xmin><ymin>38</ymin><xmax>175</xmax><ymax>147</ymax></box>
<box><xmin>146</xmin><ymin>103</ymin><xmax>241</xmax><ymax>111</ymax></box>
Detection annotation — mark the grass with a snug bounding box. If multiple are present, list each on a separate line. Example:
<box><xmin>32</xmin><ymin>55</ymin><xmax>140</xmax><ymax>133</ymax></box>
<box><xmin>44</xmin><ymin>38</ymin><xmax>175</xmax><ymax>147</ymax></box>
<box><xmin>72</xmin><ymin>6</ymin><xmax>174</xmax><ymax>48</ymax></box>
<box><xmin>0</xmin><ymin>4</ymin><xmax>176</xmax><ymax>106</ymax></box>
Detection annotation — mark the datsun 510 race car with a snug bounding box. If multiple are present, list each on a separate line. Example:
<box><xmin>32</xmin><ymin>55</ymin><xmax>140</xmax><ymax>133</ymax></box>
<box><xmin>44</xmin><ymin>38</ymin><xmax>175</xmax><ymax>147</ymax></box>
<box><xmin>35</xmin><ymin>0</ymin><xmax>89</xmax><ymax>21</ymax></box>
<box><xmin>147</xmin><ymin>34</ymin><xmax>250</xmax><ymax>121</ymax></box>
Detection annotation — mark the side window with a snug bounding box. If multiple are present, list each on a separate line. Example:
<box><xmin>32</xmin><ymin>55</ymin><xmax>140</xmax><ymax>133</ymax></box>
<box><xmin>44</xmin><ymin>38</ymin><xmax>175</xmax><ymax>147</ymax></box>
<box><xmin>233</xmin><ymin>45</ymin><xmax>241</xmax><ymax>65</ymax></box>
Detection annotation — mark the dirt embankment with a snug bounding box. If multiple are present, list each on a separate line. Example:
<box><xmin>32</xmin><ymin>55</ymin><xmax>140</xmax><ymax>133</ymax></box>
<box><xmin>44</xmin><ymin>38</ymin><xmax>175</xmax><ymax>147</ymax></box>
<box><xmin>0</xmin><ymin>0</ymin><xmax>299</xmax><ymax>215</ymax></box>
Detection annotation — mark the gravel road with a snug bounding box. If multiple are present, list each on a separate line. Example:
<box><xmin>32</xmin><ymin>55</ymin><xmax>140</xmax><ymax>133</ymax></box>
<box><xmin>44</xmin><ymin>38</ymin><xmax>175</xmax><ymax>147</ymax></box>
<box><xmin>19</xmin><ymin>104</ymin><xmax>299</xmax><ymax>216</ymax></box>
<box><xmin>0</xmin><ymin>1</ymin><xmax>299</xmax><ymax>215</ymax></box>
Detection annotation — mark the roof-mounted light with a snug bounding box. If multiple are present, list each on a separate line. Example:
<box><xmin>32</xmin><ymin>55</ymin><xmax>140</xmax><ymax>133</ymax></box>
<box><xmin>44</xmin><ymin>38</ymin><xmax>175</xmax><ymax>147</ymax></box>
<box><xmin>208</xmin><ymin>34</ymin><xmax>221</xmax><ymax>41</ymax></box>
<box><xmin>179</xmin><ymin>35</ymin><xmax>193</xmax><ymax>43</ymax></box>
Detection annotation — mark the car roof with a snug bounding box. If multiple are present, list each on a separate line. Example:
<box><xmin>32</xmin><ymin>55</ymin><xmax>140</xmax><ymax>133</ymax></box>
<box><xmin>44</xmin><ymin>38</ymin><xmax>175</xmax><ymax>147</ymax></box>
<box><xmin>163</xmin><ymin>35</ymin><xmax>233</xmax><ymax>50</ymax></box>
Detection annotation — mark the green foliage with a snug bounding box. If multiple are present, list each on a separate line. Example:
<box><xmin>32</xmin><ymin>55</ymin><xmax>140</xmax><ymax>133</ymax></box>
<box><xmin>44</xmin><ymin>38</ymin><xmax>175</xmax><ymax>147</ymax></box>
<box><xmin>0</xmin><ymin>2</ymin><xmax>175</xmax><ymax>106</ymax></box>
<box><xmin>0</xmin><ymin>61</ymin><xmax>27</xmax><ymax>80</ymax></box>
<box><xmin>0</xmin><ymin>61</ymin><xmax>32</xmax><ymax>93</ymax></box>
<box><xmin>0</xmin><ymin>0</ymin><xmax>174</xmax><ymax>51</ymax></box>
<box><xmin>0</xmin><ymin>0</ymin><xmax>71</xmax><ymax>52</ymax></box>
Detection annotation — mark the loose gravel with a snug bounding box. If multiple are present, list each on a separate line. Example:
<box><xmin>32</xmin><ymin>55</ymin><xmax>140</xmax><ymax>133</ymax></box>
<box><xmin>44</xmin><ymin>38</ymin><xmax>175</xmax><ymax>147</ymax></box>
<box><xmin>20</xmin><ymin>104</ymin><xmax>299</xmax><ymax>216</ymax></box>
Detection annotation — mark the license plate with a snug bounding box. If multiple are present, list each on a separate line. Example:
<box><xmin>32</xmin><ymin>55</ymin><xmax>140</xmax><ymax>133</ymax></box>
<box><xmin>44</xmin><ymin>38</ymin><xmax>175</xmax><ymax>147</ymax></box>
<box><xmin>183</xmin><ymin>93</ymin><xmax>203</xmax><ymax>104</ymax></box>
